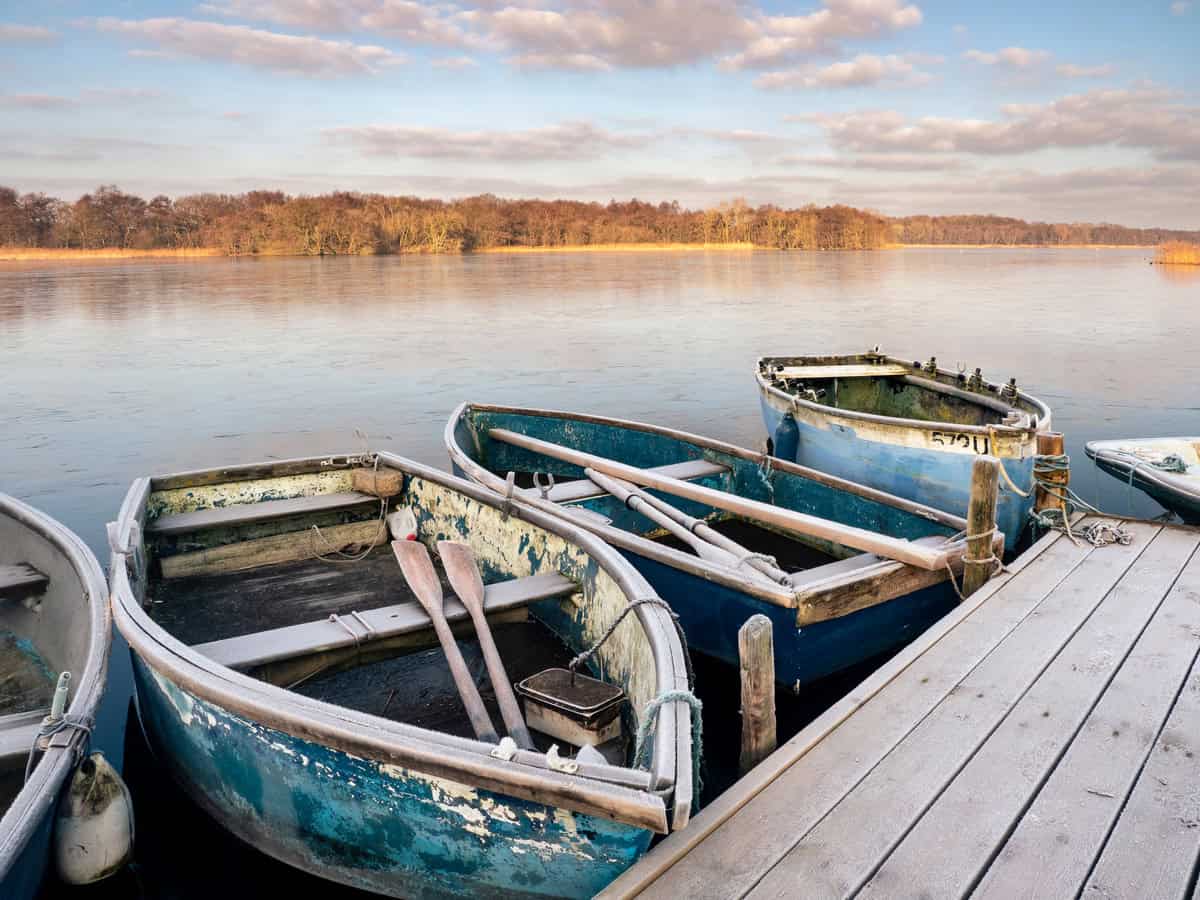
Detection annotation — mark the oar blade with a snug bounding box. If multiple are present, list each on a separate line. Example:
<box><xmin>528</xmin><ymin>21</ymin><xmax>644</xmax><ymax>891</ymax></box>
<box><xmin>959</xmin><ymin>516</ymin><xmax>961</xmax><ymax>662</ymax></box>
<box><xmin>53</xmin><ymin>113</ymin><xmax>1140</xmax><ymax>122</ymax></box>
<box><xmin>391</xmin><ymin>539</ymin><xmax>443</xmax><ymax>613</ymax></box>
<box><xmin>437</xmin><ymin>540</ymin><xmax>486</xmax><ymax>614</ymax></box>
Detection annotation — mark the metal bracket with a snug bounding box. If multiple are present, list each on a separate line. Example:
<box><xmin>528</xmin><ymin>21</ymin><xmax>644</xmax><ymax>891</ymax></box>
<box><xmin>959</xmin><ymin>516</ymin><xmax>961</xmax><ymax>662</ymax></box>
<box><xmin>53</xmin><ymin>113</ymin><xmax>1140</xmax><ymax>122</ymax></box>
<box><xmin>532</xmin><ymin>472</ymin><xmax>556</xmax><ymax>499</ymax></box>
<box><xmin>490</xmin><ymin>737</ymin><xmax>518</xmax><ymax>761</ymax></box>
<box><xmin>546</xmin><ymin>744</ymin><xmax>579</xmax><ymax>774</ymax></box>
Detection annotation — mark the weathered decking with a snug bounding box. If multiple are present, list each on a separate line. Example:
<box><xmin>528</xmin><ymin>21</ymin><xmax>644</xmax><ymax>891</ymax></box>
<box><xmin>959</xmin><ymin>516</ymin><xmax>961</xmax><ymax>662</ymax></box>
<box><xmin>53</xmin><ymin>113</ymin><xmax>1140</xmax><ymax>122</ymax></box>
<box><xmin>601</xmin><ymin>516</ymin><xmax>1200</xmax><ymax>900</ymax></box>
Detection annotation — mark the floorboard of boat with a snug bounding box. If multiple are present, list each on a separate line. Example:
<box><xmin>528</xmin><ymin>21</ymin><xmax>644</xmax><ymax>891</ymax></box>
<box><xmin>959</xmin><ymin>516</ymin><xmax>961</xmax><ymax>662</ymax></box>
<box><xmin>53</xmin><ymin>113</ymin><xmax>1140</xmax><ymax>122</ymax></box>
<box><xmin>649</xmin><ymin>518</ymin><xmax>839</xmax><ymax>572</ymax></box>
<box><xmin>293</xmin><ymin>620</ymin><xmax>582</xmax><ymax>747</ymax></box>
<box><xmin>148</xmin><ymin>546</ymin><xmax>443</xmax><ymax>646</ymax></box>
<box><xmin>0</xmin><ymin>631</ymin><xmax>55</xmax><ymax>716</ymax></box>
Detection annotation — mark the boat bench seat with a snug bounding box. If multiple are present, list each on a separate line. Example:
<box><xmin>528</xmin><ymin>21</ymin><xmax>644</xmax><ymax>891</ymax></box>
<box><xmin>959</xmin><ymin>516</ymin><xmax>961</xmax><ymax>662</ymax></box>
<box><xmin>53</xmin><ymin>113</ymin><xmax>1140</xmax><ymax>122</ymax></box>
<box><xmin>540</xmin><ymin>459</ymin><xmax>729</xmax><ymax>504</ymax></box>
<box><xmin>145</xmin><ymin>491</ymin><xmax>379</xmax><ymax>536</ymax></box>
<box><xmin>0</xmin><ymin>563</ymin><xmax>49</xmax><ymax>601</ymax></box>
<box><xmin>0</xmin><ymin>709</ymin><xmax>49</xmax><ymax>762</ymax></box>
<box><xmin>194</xmin><ymin>571</ymin><xmax>579</xmax><ymax>671</ymax></box>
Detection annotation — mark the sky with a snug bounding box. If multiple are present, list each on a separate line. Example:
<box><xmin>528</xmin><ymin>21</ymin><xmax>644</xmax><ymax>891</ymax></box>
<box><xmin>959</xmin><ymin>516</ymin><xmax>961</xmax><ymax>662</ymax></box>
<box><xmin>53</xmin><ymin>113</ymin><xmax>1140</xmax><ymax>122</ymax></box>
<box><xmin>1</xmin><ymin>1</ymin><xmax>1198</xmax><ymax>227</ymax></box>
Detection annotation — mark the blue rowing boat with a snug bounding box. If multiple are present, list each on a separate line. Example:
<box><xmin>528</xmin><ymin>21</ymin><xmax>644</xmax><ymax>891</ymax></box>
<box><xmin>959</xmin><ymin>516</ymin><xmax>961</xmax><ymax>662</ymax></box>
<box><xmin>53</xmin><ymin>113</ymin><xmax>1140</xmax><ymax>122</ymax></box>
<box><xmin>109</xmin><ymin>453</ymin><xmax>695</xmax><ymax>899</ymax></box>
<box><xmin>756</xmin><ymin>351</ymin><xmax>1053</xmax><ymax>543</ymax></box>
<box><xmin>446</xmin><ymin>404</ymin><xmax>990</xmax><ymax>691</ymax></box>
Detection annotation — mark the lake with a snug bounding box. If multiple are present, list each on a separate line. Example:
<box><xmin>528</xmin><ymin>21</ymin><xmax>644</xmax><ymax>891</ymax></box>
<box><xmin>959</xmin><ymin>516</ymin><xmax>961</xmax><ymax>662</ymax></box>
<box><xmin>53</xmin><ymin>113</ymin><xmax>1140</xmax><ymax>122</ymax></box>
<box><xmin>3</xmin><ymin>247</ymin><xmax>1197</xmax><ymax>897</ymax></box>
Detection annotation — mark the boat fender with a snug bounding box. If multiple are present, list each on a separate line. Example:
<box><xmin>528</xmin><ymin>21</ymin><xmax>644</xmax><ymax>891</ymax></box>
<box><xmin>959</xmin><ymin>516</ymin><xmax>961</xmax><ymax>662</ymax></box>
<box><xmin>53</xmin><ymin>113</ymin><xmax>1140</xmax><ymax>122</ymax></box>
<box><xmin>772</xmin><ymin>414</ymin><xmax>800</xmax><ymax>461</ymax></box>
<box><xmin>53</xmin><ymin>752</ymin><xmax>135</xmax><ymax>885</ymax></box>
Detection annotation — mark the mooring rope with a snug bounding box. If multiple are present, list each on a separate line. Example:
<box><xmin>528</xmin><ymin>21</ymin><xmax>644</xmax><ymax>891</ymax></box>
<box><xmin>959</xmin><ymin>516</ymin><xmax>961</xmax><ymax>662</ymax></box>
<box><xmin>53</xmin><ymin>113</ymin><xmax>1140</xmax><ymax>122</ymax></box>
<box><xmin>25</xmin><ymin>715</ymin><xmax>94</xmax><ymax>782</ymax></box>
<box><xmin>312</xmin><ymin>431</ymin><xmax>388</xmax><ymax>564</ymax></box>
<box><xmin>633</xmin><ymin>689</ymin><xmax>704</xmax><ymax>808</ymax></box>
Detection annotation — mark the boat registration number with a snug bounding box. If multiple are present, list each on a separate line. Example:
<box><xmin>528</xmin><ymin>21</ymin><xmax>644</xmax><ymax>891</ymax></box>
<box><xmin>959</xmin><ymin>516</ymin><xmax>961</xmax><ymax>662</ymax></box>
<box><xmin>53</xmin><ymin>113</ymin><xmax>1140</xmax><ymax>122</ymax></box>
<box><xmin>931</xmin><ymin>431</ymin><xmax>991</xmax><ymax>454</ymax></box>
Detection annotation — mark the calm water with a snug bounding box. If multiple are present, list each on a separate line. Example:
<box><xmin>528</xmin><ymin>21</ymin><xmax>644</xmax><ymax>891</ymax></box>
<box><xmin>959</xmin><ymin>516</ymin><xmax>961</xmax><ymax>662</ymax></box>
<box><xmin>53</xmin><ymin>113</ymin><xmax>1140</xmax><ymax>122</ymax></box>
<box><xmin>2</xmin><ymin>248</ymin><xmax>1197</xmax><ymax>896</ymax></box>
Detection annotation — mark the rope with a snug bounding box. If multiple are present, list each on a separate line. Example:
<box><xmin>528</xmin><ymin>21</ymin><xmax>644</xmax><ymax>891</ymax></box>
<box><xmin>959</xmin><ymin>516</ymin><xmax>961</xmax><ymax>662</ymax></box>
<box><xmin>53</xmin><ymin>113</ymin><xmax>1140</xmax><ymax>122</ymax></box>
<box><xmin>735</xmin><ymin>552</ymin><xmax>780</xmax><ymax>572</ymax></box>
<box><xmin>633</xmin><ymin>689</ymin><xmax>704</xmax><ymax>808</ymax></box>
<box><xmin>312</xmin><ymin>432</ymin><xmax>388</xmax><ymax>564</ymax></box>
<box><xmin>568</xmin><ymin>597</ymin><xmax>683</xmax><ymax>679</ymax></box>
<box><xmin>25</xmin><ymin>715</ymin><xmax>93</xmax><ymax>782</ymax></box>
<box><xmin>756</xmin><ymin>453</ymin><xmax>776</xmax><ymax>505</ymax></box>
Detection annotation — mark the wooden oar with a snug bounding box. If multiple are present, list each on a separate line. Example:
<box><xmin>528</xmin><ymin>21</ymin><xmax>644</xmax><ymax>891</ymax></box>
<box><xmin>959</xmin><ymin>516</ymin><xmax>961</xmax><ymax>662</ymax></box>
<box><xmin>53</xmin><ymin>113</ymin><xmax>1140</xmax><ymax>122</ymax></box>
<box><xmin>587</xmin><ymin>468</ymin><xmax>791</xmax><ymax>585</ymax></box>
<box><xmin>438</xmin><ymin>540</ymin><xmax>536</xmax><ymax>751</ymax></box>
<box><xmin>391</xmin><ymin>539</ymin><xmax>499</xmax><ymax>743</ymax></box>
<box><xmin>489</xmin><ymin>428</ymin><xmax>951</xmax><ymax>571</ymax></box>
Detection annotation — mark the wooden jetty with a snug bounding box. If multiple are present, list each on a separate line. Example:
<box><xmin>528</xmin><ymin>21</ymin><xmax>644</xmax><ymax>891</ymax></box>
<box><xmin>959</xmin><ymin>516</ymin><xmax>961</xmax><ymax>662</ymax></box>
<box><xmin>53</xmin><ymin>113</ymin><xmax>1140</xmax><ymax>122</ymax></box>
<box><xmin>600</xmin><ymin>515</ymin><xmax>1200</xmax><ymax>899</ymax></box>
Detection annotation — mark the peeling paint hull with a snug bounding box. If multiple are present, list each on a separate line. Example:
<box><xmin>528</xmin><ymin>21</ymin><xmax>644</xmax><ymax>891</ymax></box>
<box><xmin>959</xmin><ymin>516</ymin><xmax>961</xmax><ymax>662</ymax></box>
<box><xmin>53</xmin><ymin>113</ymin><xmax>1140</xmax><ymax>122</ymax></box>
<box><xmin>132</xmin><ymin>657</ymin><xmax>651</xmax><ymax>899</ymax></box>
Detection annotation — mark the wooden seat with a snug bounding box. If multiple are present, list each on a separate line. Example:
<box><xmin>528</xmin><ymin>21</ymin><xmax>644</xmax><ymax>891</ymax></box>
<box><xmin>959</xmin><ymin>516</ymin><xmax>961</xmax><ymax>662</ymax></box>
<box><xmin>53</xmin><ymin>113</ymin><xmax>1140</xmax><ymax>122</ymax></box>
<box><xmin>0</xmin><ymin>563</ymin><xmax>49</xmax><ymax>601</ymax></box>
<box><xmin>145</xmin><ymin>491</ymin><xmax>378</xmax><ymax>536</ymax></box>
<box><xmin>194</xmin><ymin>571</ymin><xmax>579</xmax><ymax>671</ymax></box>
<box><xmin>540</xmin><ymin>459</ymin><xmax>729</xmax><ymax>504</ymax></box>
<box><xmin>0</xmin><ymin>709</ymin><xmax>49</xmax><ymax>761</ymax></box>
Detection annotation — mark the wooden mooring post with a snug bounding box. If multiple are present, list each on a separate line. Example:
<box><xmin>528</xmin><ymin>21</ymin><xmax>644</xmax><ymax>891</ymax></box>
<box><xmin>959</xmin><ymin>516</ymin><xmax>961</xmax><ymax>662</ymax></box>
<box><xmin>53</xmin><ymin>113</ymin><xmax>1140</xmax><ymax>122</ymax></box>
<box><xmin>1033</xmin><ymin>432</ymin><xmax>1068</xmax><ymax>517</ymax></box>
<box><xmin>739</xmin><ymin>614</ymin><xmax>777</xmax><ymax>775</ymax></box>
<box><xmin>962</xmin><ymin>455</ymin><xmax>1002</xmax><ymax>598</ymax></box>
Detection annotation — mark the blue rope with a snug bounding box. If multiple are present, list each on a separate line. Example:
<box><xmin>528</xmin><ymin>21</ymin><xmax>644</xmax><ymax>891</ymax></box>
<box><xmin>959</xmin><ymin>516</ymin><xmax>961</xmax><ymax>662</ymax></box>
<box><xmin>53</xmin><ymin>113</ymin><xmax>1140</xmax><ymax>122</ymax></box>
<box><xmin>633</xmin><ymin>689</ymin><xmax>704</xmax><ymax>810</ymax></box>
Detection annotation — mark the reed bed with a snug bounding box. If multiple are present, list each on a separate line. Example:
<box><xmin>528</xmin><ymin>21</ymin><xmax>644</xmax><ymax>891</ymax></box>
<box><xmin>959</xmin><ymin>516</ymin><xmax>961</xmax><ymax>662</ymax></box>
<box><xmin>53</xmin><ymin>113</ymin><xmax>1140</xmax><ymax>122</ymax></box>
<box><xmin>1155</xmin><ymin>241</ymin><xmax>1200</xmax><ymax>265</ymax></box>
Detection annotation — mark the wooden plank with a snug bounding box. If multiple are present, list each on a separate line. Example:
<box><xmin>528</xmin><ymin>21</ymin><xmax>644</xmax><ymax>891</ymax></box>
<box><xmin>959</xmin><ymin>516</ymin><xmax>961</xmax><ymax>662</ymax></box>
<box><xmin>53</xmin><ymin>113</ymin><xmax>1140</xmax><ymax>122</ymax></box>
<box><xmin>744</xmin><ymin>521</ymin><xmax>1160</xmax><ymax>900</ymax></box>
<box><xmin>0</xmin><ymin>563</ymin><xmax>48</xmax><ymax>601</ymax></box>
<box><xmin>857</xmin><ymin>527</ymin><xmax>1200</xmax><ymax>900</ymax></box>
<box><xmin>194</xmin><ymin>572</ymin><xmax>578</xmax><ymax>670</ymax></box>
<box><xmin>490</xmin><ymin>429</ymin><xmax>952</xmax><ymax>570</ymax></box>
<box><xmin>972</xmin><ymin>531</ymin><xmax>1200</xmax><ymax>900</ymax></box>
<box><xmin>1081</xmin><ymin>644</ymin><xmax>1200</xmax><ymax>899</ymax></box>
<box><xmin>542</xmin><ymin>459</ymin><xmax>728</xmax><ymax>504</ymax></box>
<box><xmin>769</xmin><ymin>364</ymin><xmax>910</xmax><ymax>379</ymax></box>
<box><xmin>146</xmin><ymin>490</ymin><xmax>378</xmax><ymax>535</ymax></box>
<box><xmin>610</xmin><ymin>522</ymin><xmax>1094</xmax><ymax>900</ymax></box>
<box><xmin>0</xmin><ymin>709</ymin><xmax>50</xmax><ymax>759</ymax></box>
<box><xmin>160</xmin><ymin>519</ymin><xmax>386</xmax><ymax>578</ymax></box>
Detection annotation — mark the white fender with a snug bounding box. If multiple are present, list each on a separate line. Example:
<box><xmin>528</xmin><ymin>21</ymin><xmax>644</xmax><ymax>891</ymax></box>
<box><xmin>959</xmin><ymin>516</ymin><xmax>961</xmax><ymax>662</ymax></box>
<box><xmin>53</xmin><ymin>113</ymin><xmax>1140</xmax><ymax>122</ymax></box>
<box><xmin>54</xmin><ymin>752</ymin><xmax>135</xmax><ymax>885</ymax></box>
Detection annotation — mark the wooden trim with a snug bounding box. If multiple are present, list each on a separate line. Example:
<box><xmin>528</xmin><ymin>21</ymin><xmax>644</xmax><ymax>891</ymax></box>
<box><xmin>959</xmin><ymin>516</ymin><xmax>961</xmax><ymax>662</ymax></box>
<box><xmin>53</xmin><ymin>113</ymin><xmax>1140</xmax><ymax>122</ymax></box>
<box><xmin>146</xmin><ymin>490</ymin><xmax>378</xmax><ymax>535</ymax></box>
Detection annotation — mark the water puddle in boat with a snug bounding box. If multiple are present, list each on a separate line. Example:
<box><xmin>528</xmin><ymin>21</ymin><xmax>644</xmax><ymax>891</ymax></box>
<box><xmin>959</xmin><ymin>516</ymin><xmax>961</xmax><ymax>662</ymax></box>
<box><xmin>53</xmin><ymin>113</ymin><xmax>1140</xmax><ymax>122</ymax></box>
<box><xmin>0</xmin><ymin>631</ymin><xmax>55</xmax><ymax>716</ymax></box>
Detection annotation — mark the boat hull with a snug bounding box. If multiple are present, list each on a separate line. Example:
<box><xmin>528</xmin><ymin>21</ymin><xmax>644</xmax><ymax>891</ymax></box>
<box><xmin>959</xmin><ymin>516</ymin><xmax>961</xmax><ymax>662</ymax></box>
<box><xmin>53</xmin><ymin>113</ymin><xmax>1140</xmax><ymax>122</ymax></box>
<box><xmin>131</xmin><ymin>654</ymin><xmax>652</xmax><ymax>900</ymax></box>
<box><xmin>1086</xmin><ymin>439</ymin><xmax>1200</xmax><ymax>525</ymax></box>
<box><xmin>759</xmin><ymin>394</ymin><xmax>1034</xmax><ymax>545</ymax></box>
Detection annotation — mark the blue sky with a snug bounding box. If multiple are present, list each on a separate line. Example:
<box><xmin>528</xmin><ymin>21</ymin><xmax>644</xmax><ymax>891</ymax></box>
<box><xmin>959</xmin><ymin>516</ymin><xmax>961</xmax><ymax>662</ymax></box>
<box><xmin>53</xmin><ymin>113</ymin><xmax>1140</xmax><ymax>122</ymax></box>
<box><xmin>1</xmin><ymin>1</ymin><xmax>1197</xmax><ymax>226</ymax></box>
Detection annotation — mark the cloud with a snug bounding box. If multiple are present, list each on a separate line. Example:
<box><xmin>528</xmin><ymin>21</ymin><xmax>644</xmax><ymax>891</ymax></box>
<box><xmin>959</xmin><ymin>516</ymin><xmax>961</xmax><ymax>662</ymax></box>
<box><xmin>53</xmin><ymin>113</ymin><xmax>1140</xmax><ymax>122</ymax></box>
<box><xmin>201</xmin><ymin>0</ymin><xmax>483</xmax><ymax>48</ymax></box>
<box><xmin>193</xmin><ymin>0</ymin><xmax>925</xmax><ymax>71</ymax></box>
<box><xmin>0</xmin><ymin>24</ymin><xmax>57</xmax><ymax>43</ymax></box>
<box><xmin>754</xmin><ymin>52</ymin><xmax>935</xmax><ymax>90</ymax></box>
<box><xmin>722</xmin><ymin>0</ymin><xmax>922</xmax><ymax>71</ymax></box>
<box><xmin>1170</xmin><ymin>1</ymin><xmax>1191</xmax><ymax>13</ymax></box>
<box><xmin>324</xmin><ymin>120</ymin><xmax>652</xmax><ymax>161</ymax></box>
<box><xmin>431</xmin><ymin>55</ymin><xmax>479</xmax><ymax>69</ymax></box>
<box><xmin>812</xmin><ymin>86</ymin><xmax>1200</xmax><ymax>161</ymax></box>
<box><xmin>779</xmin><ymin>152</ymin><xmax>968</xmax><ymax>171</ymax></box>
<box><xmin>0</xmin><ymin>134</ymin><xmax>177</xmax><ymax>163</ymax></box>
<box><xmin>0</xmin><ymin>93</ymin><xmax>78</xmax><ymax>109</ymax></box>
<box><xmin>1056</xmin><ymin>63</ymin><xmax>1115</xmax><ymax>79</ymax></box>
<box><xmin>963</xmin><ymin>46</ymin><xmax>1050</xmax><ymax>68</ymax></box>
<box><xmin>80</xmin><ymin>87</ymin><xmax>167</xmax><ymax>102</ymax></box>
<box><xmin>89</xmin><ymin>17</ymin><xmax>405</xmax><ymax>76</ymax></box>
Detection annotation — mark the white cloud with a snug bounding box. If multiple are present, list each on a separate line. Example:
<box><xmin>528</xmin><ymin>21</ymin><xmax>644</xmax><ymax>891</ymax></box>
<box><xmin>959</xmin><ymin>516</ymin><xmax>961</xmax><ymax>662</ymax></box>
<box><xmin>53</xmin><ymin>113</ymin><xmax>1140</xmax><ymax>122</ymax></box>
<box><xmin>963</xmin><ymin>46</ymin><xmax>1050</xmax><ymax>68</ymax></box>
<box><xmin>90</xmin><ymin>17</ymin><xmax>405</xmax><ymax>76</ymax></box>
<box><xmin>324</xmin><ymin>120</ymin><xmax>653</xmax><ymax>161</ymax></box>
<box><xmin>1170</xmin><ymin>1</ymin><xmax>1191</xmax><ymax>14</ymax></box>
<box><xmin>755</xmin><ymin>52</ymin><xmax>935</xmax><ymax>90</ymax></box>
<box><xmin>811</xmin><ymin>86</ymin><xmax>1200</xmax><ymax>161</ymax></box>
<box><xmin>431</xmin><ymin>55</ymin><xmax>479</xmax><ymax>69</ymax></box>
<box><xmin>0</xmin><ymin>24</ymin><xmax>57</xmax><ymax>42</ymax></box>
<box><xmin>722</xmin><ymin>0</ymin><xmax>923</xmax><ymax>70</ymax></box>
<box><xmin>1056</xmin><ymin>63</ymin><xmax>1115</xmax><ymax>79</ymax></box>
<box><xmin>780</xmin><ymin>152</ymin><xmax>968</xmax><ymax>171</ymax></box>
<box><xmin>0</xmin><ymin>93</ymin><xmax>78</xmax><ymax>109</ymax></box>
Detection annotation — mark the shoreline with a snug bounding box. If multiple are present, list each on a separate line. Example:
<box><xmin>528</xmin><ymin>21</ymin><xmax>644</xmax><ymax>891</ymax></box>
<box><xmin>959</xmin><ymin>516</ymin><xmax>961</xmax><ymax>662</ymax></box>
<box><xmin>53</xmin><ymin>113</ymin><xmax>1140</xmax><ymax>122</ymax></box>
<box><xmin>0</xmin><ymin>242</ymin><xmax>1163</xmax><ymax>261</ymax></box>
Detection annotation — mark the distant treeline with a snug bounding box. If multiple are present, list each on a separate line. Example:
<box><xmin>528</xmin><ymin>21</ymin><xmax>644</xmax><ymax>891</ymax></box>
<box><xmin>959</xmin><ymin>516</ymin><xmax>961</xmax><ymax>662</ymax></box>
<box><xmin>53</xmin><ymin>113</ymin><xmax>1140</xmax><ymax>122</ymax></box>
<box><xmin>1</xmin><ymin>185</ymin><xmax>1196</xmax><ymax>256</ymax></box>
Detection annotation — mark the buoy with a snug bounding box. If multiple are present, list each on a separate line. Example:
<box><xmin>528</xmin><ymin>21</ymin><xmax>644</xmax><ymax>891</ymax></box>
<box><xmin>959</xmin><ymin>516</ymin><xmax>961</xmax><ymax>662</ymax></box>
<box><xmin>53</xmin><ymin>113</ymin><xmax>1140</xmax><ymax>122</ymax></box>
<box><xmin>54</xmin><ymin>752</ymin><xmax>135</xmax><ymax>885</ymax></box>
<box><xmin>772</xmin><ymin>413</ymin><xmax>800</xmax><ymax>461</ymax></box>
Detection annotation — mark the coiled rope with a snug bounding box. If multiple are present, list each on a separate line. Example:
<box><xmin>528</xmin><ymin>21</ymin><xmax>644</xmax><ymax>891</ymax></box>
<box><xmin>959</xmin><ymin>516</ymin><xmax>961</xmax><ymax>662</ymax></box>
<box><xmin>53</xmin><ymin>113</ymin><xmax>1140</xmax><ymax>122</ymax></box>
<box><xmin>1028</xmin><ymin>452</ymin><xmax>1133</xmax><ymax>547</ymax></box>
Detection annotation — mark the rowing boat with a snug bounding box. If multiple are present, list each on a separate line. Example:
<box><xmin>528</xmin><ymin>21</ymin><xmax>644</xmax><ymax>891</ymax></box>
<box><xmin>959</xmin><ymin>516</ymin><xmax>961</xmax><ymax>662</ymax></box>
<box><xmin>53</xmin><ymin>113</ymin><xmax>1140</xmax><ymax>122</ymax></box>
<box><xmin>756</xmin><ymin>351</ymin><xmax>1053</xmax><ymax>542</ymax></box>
<box><xmin>108</xmin><ymin>453</ymin><xmax>696</xmax><ymax>899</ymax></box>
<box><xmin>446</xmin><ymin>404</ymin><xmax>996</xmax><ymax>691</ymax></box>
<box><xmin>1086</xmin><ymin>437</ymin><xmax>1200</xmax><ymax>524</ymax></box>
<box><xmin>0</xmin><ymin>494</ymin><xmax>116</xmax><ymax>897</ymax></box>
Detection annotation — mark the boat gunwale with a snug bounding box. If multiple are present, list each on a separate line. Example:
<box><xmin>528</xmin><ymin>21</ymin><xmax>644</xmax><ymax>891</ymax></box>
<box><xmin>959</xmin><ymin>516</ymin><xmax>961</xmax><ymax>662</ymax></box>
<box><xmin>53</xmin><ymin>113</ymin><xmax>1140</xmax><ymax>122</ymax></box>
<box><xmin>0</xmin><ymin>493</ymin><xmax>111</xmax><ymax>875</ymax></box>
<box><xmin>755</xmin><ymin>353</ymin><xmax>1053</xmax><ymax>442</ymax></box>
<box><xmin>444</xmin><ymin>402</ymin><xmax>972</xmax><ymax>615</ymax></box>
<box><xmin>108</xmin><ymin>452</ymin><xmax>690</xmax><ymax>833</ymax></box>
